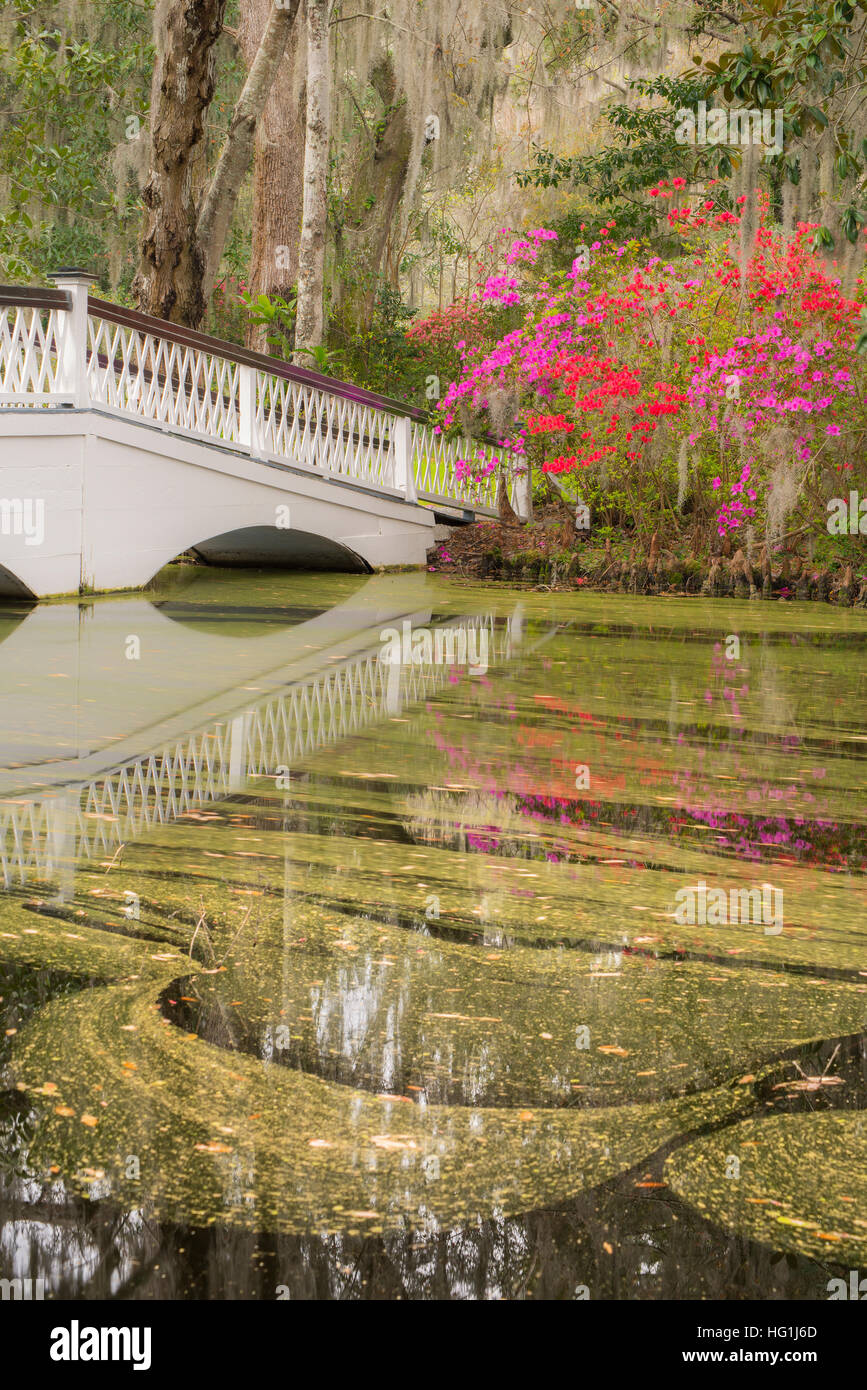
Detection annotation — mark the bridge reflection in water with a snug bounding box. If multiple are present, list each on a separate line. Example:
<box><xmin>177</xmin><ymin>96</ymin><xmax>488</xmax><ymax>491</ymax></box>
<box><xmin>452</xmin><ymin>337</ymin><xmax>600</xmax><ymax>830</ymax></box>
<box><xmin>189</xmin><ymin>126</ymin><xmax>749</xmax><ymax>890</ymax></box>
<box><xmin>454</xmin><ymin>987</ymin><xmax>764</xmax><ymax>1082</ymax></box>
<box><xmin>0</xmin><ymin>577</ymin><xmax>525</xmax><ymax>891</ymax></box>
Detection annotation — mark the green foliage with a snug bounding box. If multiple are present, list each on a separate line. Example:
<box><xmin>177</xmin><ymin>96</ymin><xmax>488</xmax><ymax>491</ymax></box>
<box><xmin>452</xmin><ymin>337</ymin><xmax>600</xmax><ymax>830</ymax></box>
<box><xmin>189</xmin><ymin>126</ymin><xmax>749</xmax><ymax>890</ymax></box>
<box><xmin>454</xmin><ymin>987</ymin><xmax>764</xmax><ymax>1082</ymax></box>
<box><xmin>241</xmin><ymin>290</ymin><xmax>298</xmax><ymax>357</ymax></box>
<box><xmin>516</xmin><ymin>77</ymin><xmax>729</xmax><ymax>245</ymax></box>
<box><xmin>0</xmin><ymin>4</ymin><xmax>153</xmax><ymax>284</ymax></box>
<box><xmin>336</xmin><ymin>282</ymin><xmax>426</xmax><ymax>403</ymax></box>
<box><xmin>686</xmin><ymin>0</ymin><xmax>867</xmax><ymax>250</ymax></box>
<box><xmin>294</xmin><ymin>343</ymin><xmax>346</xmax><ymax>373</ymax></box>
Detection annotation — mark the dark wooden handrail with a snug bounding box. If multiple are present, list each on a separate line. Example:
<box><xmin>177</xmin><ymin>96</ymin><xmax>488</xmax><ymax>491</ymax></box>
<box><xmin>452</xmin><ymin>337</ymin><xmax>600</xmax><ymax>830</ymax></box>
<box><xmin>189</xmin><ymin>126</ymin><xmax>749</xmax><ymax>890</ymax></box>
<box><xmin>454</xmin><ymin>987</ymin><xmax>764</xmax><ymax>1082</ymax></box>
<box><xmin>0</xmin><ymin>284</ymin><xmax>507</xmax><ymax>459</ymax></box>
<box><xmin>86</xmin><ymin>295</ymin><xmax>431</xmax><ymax>423</ymax></box>
<box><xmin>0</xmin><ymin>285</ymin><xmax>71</xmax><ymax>311</ymax></box>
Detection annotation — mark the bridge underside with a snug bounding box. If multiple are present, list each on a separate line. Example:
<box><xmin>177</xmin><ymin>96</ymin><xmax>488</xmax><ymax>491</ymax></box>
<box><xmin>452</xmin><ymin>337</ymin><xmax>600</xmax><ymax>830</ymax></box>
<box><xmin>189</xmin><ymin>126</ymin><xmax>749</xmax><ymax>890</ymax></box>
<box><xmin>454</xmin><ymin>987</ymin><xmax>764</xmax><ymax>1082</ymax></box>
<box><xmin>192</xmin><ymin>526</ymin><xmax>370</xmax><ymax>572</ymax></box>
<box><xmin>0</xmin><ymin>564</ymin><xmax>36</xmax><ymax>599</ymax></box>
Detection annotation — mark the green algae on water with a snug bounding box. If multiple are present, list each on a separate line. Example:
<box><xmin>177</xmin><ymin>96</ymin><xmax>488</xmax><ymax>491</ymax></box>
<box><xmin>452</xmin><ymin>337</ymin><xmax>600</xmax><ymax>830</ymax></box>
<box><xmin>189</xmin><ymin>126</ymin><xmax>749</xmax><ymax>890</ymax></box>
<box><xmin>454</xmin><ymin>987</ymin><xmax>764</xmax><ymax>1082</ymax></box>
<box><xmin>665</xmin><ymin>1114</ymin><xmax>867</xmax><ymax>1265</ymax></box>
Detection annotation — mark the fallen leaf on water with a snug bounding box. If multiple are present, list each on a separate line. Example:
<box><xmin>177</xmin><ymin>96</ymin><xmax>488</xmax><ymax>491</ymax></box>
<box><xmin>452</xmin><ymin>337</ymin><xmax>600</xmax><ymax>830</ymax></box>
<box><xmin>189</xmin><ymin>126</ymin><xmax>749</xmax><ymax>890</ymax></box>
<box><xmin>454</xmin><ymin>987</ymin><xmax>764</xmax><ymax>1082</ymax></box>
<box><xmin>194</xmin><ymin>1142</ymin><xmax>233</xmax><ymax>1155</ymax></box>
<box><xmin>80</xmin><ymin>1114</ymin><xmax>99</xmax><ymax>1127</ymax></box>
<box><xmin>370</xmin><ymin>1135</ymin><xmax>418</xmax><ymax>1151</ymax></box>
<box><xmin>54</xmin><ymin>1105</ymin><xmax>75</xmax><ymax>1118</ymax></box>
<box><xmin>598</xmin><ymin>1045</ymin><xmax>630</xmax><ymax>1057</ymax></box>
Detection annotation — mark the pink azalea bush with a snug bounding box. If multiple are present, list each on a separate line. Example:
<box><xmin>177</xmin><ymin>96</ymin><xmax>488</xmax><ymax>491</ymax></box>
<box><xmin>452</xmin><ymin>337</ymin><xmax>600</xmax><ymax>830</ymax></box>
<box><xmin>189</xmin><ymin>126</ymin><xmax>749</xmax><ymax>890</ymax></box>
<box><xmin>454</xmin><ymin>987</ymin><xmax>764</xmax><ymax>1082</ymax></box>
<box><xmin>420</xmin><ymin>190</ymin><xmax>867</xmax><ymax>544</ymax></box>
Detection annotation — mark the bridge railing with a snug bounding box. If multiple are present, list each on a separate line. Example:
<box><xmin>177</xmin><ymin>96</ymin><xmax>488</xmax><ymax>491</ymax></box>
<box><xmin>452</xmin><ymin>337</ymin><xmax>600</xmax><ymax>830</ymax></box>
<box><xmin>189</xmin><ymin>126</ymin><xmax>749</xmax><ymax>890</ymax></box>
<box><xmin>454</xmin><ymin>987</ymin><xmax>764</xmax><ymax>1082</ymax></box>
<box><xmin>0</xmin><ymin>279</ymin><xmax>528</xmax><ymax>519</ymax></box>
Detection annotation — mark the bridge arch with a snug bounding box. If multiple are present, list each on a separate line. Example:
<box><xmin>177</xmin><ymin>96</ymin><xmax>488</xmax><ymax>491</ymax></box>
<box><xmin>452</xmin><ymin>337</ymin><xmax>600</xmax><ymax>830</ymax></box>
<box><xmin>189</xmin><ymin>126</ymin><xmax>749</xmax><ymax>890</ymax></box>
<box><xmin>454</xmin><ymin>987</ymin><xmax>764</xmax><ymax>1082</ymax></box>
<box><xmin>145</xmin><ymin>525</ymin><xmax>372</xmax><ymax>590</ymax></box>
<box><xmin>0</xmin><ymin>562</ymin><xmax>36</xmax><ymax>600</ymax></box>
<box><xmin>189</xmin><ymin>525</ymin><xmax>371</xmax><ymax>573</ymax></box>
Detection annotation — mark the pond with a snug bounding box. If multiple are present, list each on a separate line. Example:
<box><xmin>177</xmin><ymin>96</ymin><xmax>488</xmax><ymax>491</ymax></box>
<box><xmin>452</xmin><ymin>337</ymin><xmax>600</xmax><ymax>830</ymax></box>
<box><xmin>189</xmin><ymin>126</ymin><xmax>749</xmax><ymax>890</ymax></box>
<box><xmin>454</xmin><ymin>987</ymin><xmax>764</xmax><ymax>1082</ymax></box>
<box><xmin>0</xmin><ymin>569</ymin><xmax>865</xmax><ymax>1300</ymax></box>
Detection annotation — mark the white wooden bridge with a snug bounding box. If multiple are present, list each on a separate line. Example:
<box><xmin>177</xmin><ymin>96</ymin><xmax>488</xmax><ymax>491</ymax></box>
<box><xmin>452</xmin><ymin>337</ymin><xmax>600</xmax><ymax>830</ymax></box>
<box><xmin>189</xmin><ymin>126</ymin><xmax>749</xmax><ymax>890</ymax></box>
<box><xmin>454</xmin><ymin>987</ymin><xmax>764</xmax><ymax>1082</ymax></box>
<box><xmin>0</xmin><ymin>272</ymin><xmax>526</xmax><ymax>599</ymax></box>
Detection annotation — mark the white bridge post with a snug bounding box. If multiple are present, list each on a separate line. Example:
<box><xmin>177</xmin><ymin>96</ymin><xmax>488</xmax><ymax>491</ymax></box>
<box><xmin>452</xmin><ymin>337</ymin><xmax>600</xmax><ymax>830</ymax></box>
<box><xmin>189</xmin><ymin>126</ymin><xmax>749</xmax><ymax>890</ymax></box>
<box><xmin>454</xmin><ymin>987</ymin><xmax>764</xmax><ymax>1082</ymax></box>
<box><xmin>394</xmin><ymin>415</ymin><xmax>417</xmax><ymax>502</ymax></box>
<box><xmin>228</xmin><ymin>711</ymin><xmax>253</xmax><ymax>791</ymax></box>
<box><xmin>48</xmin><ymin>269</ymin><xmax>97</xmax><ymax>408</ymax></box>
<box><xmin>239</xmin><ymin>364</ymin><xmax>264</xmax><ymax>458</ymax></box>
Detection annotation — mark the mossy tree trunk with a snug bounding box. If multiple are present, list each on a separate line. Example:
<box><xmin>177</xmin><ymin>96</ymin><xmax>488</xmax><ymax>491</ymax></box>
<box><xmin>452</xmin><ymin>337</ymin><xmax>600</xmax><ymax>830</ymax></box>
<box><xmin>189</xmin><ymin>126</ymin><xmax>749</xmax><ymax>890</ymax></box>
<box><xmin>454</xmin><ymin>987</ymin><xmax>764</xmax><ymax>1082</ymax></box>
<box><xmin>333</xmin><ymin>55</ymin><xmax>412</xmax><ymax>336</ymax></box>
<box><xmin>239</xmin><ymin>0</ymin><xmax>307</xmax><ymax>351</ymax></box>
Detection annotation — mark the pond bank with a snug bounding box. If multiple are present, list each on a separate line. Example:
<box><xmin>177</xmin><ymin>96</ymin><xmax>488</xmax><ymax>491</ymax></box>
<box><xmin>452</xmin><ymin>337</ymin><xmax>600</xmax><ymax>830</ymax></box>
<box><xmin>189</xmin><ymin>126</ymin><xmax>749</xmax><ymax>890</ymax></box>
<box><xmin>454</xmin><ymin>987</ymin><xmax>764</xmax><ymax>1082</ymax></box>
<box><xmin>427</xmin><ymin>518</ymin><xmax>867</xmax><ymax>605</ymax></box>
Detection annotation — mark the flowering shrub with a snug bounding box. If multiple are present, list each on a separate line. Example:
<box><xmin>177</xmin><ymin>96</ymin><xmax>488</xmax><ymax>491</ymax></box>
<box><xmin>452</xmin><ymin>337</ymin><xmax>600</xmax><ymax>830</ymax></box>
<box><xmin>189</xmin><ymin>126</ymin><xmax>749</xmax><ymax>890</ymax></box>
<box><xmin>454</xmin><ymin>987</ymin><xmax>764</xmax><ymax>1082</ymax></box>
<box><xmin>427</xmin><ymin>191</ymin><xmax>867</xmax><ymax>544</ymax></box>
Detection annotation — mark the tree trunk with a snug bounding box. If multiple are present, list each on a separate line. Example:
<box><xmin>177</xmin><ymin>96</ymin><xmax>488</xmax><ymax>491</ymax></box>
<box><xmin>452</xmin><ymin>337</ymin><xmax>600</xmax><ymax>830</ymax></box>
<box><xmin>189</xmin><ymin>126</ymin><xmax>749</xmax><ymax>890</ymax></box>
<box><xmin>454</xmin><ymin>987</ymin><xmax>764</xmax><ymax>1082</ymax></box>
<box><xmin>294</xmin><ymin>0</ymin><xmax>331</xmax><ymax>359</ymax></box>
<box><xmin>334</xmin><ymin>55</ymin><xmax>412</xmax><ymax>335</ymax></box>
<box><xmin>497</xmin><ymin>466</ymin><xmax>518</xmax><ymax>523</ymax></box>
<box><xmin>132</xmin><ymin>0</ymin><xmax>227</xmax><ymax>325</ymax></box>
<box><xmin>197</xmin><ymin>0</ymin><xmax>302</xmax><ymax>308</ymax></box>
<box><xmin>239</xmin><ymin>0</ymin><xmax>307</xmax><ymax>351</ymax></box>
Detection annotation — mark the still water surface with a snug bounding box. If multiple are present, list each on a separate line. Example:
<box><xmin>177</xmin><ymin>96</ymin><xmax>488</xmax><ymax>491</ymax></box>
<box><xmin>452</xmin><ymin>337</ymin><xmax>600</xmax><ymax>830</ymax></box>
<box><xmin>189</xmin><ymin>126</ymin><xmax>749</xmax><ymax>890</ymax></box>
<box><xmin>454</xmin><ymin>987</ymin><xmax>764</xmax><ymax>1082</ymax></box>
<box><xmin>1</xmin><ymin>569</ymin><xmax>865</xmax><ymax>1299</ymax></box>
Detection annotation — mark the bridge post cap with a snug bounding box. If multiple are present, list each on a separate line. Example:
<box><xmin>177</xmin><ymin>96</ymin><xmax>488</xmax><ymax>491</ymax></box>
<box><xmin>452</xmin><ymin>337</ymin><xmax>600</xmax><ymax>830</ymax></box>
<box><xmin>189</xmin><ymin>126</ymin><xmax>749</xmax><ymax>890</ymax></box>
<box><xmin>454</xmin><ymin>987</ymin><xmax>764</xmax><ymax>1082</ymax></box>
<box><xmin>47</xmin><ymin>268</ymin><xmax>99</xmax><ymax>286</ymax></box>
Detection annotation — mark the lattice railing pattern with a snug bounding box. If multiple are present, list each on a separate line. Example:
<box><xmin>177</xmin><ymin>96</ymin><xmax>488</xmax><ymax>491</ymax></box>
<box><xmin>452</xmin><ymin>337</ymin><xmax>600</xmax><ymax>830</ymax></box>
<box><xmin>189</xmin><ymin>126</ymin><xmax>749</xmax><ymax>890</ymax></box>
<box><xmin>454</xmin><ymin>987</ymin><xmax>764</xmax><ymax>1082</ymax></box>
<box><xmin>88</xmin><ymin>317</ymin><xmax>242</xmax><ymax>443</ymax></box>
<box><xmin>0</xmin><ymin>618</ymin><xmax>501</xmax><ymax>887</ymax></box>
<box><xmin>256</xmin><ymin>375</ymin><xmax>399</xmax><ymax>490</ymax></box>
<box><xmin>0</xmin><ymin>306</ymin><xmax>66</xmax><ymax>404</ymax></box>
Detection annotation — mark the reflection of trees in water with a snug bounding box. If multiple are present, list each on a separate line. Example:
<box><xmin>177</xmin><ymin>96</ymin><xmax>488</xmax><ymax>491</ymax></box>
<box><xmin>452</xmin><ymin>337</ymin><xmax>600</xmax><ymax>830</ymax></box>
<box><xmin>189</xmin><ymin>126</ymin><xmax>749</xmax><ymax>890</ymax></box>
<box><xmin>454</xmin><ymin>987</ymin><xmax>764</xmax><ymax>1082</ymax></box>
<box><xmin>0</xmin><ymin>1144</ymin><xmax>838</xmax><ymax>1300</ymax></box>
